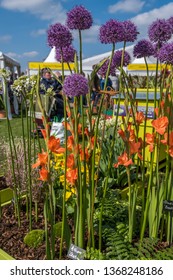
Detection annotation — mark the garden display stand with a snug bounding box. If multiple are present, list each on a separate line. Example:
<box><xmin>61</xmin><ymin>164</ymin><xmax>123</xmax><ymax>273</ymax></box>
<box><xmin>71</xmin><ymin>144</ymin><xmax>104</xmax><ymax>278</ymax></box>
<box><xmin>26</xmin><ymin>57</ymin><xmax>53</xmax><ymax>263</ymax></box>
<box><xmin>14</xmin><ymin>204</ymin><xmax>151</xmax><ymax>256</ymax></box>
<box><xmin>0</xmin><ymin>249</ymin><xmax>14</xmax><ymax>260</ymax></box>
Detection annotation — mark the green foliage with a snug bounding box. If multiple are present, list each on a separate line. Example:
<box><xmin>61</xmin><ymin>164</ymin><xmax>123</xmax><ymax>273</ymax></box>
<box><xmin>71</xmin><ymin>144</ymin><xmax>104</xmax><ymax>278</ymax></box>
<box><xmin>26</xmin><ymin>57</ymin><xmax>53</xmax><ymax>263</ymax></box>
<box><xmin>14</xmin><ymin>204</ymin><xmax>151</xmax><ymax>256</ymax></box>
<box><xmin>24</xmin><ymin>229</ymin><xmax>45</xmax><ymax>248</ymax></box>
<box><xmin>94</xmin><ymin>189</ymin><xmax>129</xmax><ymax>231</ymax></box>
<box><xmin>53</xmin><ymin>222</ymin><xmax>62</xmax><ymax>238</ymax></box>
<box><xmin>53</xmin><ymin>220</ymin><xmax>72</xmax><ymax>249</ymax></box>
<box><xmin>85</xmin><ymin>247</ymin><xmax>107</xmax><ymax>260</ymax></box>
<box><xmin>104</xmin><ymin>232</ymin><xmax>173</xmax><ymax>260</ymax></box>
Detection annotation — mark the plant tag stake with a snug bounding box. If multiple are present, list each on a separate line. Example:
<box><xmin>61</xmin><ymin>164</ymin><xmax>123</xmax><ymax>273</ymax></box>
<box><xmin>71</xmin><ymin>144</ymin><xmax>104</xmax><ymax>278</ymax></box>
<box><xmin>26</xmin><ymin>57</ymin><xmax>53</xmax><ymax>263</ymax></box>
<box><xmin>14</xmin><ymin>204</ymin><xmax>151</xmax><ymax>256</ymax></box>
<box><xmin>67</xmin><ymin>244</ymin><xmax>86</xmax><ymax>260</ymax></box>
<box><xmin>163</xmin><ymin>200</ymin><xmax>173</xmax><ymax>247</ymax></box>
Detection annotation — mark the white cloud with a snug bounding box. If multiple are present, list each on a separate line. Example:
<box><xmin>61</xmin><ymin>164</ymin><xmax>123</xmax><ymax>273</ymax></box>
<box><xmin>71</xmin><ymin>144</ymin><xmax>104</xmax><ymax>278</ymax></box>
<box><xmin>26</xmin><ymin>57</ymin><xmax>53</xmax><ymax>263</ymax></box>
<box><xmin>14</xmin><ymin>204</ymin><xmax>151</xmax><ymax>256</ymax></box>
<box><xmin>72</xmin><ymin>25</ymin><xmax>100</xmax><ymax>44</ymax></box>
<box><xmin>0</xmin><ymin>0</ymin><xmax>67</xmax><ymax>23</ymax></box>
<box><xmin>5</xmin><ymin>51</ymin><xmax>38</xmax><ymax>59</ymax></box>
<box><xmin>22</xmin><ymin>51</ymin><xmax>39</xmax><ymax>57</ymax></box>
<box><xmin>5</xmin><ymin>52</ymin><xmax>20</xmax><ymax>58</ymax></box>
<box><xmin>131</xmin><ymin>3</ymin><xmax>173</xmax><ymax>40</ymax></box>
<box><xmin>0</xmin><ymin>35</ymin><xmax>12</xmax><ymax>42</ymax></box>
<box><xmin>0</xmin><ymin>0</ymin><xmax>47</xmax><ymax>10</ymax></box>
<box><xmin>31</xmin><ymin>29</ymin><xmax>46</xmax><ymax>37</ymax></box>
<box><xmin>108</xmin><ymin>0</ymin><xmax>145</xmax><ymax>14</ymax></box>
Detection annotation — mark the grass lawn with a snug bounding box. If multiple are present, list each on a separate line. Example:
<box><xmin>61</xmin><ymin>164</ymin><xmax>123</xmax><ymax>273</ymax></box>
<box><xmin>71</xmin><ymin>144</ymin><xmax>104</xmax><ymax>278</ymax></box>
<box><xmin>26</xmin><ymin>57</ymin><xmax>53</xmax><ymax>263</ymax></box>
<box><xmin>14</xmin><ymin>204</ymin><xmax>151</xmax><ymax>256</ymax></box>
<box><xmin>0</xmin><ymin>116</ymin><xmax>37</xmax><ymax>139</ymax></box>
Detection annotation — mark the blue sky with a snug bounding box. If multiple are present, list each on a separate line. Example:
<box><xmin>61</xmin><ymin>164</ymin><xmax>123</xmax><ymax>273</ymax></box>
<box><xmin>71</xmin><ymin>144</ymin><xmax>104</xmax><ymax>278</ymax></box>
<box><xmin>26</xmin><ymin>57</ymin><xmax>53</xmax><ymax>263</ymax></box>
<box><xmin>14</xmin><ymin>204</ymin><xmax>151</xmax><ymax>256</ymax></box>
<box><xmin>0</xmin><ymin>0</ymin><xmax>173</xmax><ymax>72</ymax></box>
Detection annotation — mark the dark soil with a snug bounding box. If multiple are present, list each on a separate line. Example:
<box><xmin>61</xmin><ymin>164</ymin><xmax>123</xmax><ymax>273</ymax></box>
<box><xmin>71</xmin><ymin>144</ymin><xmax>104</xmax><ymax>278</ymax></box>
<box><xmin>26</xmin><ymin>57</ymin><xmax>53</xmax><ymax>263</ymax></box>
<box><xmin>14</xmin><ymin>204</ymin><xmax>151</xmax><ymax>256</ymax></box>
<box><xmin>0</xmin><ymin>176</ymin><xmax>7</xmax><ymax>191</ymax></box>
<box><xmin>0</xmin><ymin>202</ymin><xmax>68</xmax><ymax>260</ymax></box>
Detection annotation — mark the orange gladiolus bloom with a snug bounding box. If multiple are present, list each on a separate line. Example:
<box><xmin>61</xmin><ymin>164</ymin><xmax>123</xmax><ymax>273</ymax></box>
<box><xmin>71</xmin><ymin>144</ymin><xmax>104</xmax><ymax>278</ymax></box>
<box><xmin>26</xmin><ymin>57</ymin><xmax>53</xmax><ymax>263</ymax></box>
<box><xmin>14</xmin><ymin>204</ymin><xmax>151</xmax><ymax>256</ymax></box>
<box><xmin>41</xmin><ymin>129</ymin><xmax>47</xmax><ymax>139</ymax></box>
<box><xmin>154</xmin><ymin>108</ymin><xmax>159</xmax><ymax>117</ymax></box>
<box><xmin>114</xmin><ymin>152</ymin><xmax>133</xmax><ymax>168</ymax></box>
<box><xmin>78</xmin><ymin>123</ymin><xmax>82</xmax><ymax>134</ymax></box>
<box><xmin>67</xmin><ymin>135</ymin><xmax>74</xmax><ymax>151</ymax></box>
<box><xmin>129</xmin><ymin>141</ymin><xmax>141</xmax><ymax>155</ymax></box>
<box><xmin>135</xmin><ymin>111</ymin><xmax>145</xmax><ymax>125</ymax></box>
<box><xmin>67</xmin><ymin>154</ymin><xmax>75</xmax><ymax>169</ymax></box>
<box><xmin>151</xmin><ymin>116</ymin><xmax>169</xmax><ymax>135</ymax></box>
<box><xmin>161</xmin><ymin>133</ymin><xmax>168</xmax><ymax>145</ymax></box>
<box><xmin>38</xmin><ymin>167</ymin><xmax>49</xmax><ymax>181</ymax></box>
<box><xmin>80</xmin><ymin>148</ymin><xmax>90</xmax><ymax>162</ymax></box>
<box><xmin>145</xmin><ymin>133</ymin><xmax>155</xmax><ymax>152</ymax></box>
<box><xmin>118</xmin><ymin>129</ymin><xmax>126</xmax><ymax>141</ymax></box>
<box><xmin>66</xmin><ymin>168</ymin><xmax>78</xmax><ymax>185</ymax></box>
<box><xmin>168</xmin><ymin>147</ymin><xmax>173</xmax><ymax>157</ymax></box>
<box><xmin>48</xmin><ymin>136</ymin><xmax>65</xmax><ymax>153</ymax></box>
<box><xmin>161</xmin><ymin>132</ymin><xmax>173</xmax><ymax>147</ymax></box>
<box><xmin>32</xmin><ymin>150</ymin><xmax>48</xmax><ymax>169</ymax></box>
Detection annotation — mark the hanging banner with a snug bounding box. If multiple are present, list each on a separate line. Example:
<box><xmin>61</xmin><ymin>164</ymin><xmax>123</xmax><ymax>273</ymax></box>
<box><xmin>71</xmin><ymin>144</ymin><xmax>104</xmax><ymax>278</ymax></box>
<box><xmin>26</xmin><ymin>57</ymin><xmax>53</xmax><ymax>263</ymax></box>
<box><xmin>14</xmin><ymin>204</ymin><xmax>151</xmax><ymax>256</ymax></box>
<box><xmin>28</xmin><ymin>62</ymin><xmax>74</xmax><ymax>70</ymax></box>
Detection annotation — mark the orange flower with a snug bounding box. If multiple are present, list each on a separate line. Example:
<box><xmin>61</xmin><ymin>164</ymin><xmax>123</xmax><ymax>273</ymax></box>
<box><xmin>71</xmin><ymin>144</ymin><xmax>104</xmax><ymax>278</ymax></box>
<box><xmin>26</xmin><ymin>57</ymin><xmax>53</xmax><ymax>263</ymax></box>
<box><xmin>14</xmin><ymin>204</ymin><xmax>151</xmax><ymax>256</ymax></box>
<box><xmin>41</xmin><ymin>129</ymin><xmax>47</xmax><ymax>139</ymax></box>
<box><xmin>84</xmin><ymin>127</ymin><xmax>90</xmax><ymax>137</ymax></box>
<box><xmin>161</xmin><ymin>133</ymin><xmax>168</xmax><ymax>145</ymax></box>
<box><xmin>145</xmin><ymin>133</ymin><xmax>155</xmax><ymax>152</ymax></box>
<box><xmin>169</xmin><ymin>132</ymin><xmax>173</xmax><ymax>147</ymax></box>
<box><xmin>78</xmin><ymin>123</ymin><xmax>82</xmax><ymax>134</ymax></box>
<box><xmin>32</xmin><ymin>150</ymin><xmax>48</xmax><ymax>168</ymax></box>
<box><xmin>168</xmin><ymin>147</ymin><xmax>173</xmax><ymax>157</ymax></box>
<box><xmin>80</xmin><ymin>148</ymin><xmax>90</xmax><ymax>162</ymax></box>
<box><xmin>118</xmin><ymin>129</ymin><xmax>126</xmax><ymax>141</ymax></box>
<box><xmin>135</xmin><ymin>111</ymin><xmax>145</xmax><ymax>125</ymax></box>
<box><xmin>67</xmin><ymin>135</ymin><xmax>74</xmax><ymax>151</ymax></box>
<box><xmin>114</xmin><ymin>152</ymin><xmax>133</xmax><ymax>168</ymax></box>
<box><xmin>129</xmin><ymin>141</ymin><xmax>141</xmax><ymax>155</ymax></box>
<box><xmin>154</xmin><ymin>108</ymin><xmax>159</xmax><ymax>117</ymax></box>
<box><xmin>66</xmin><ymin>168</ymin><xmax>78</xmax><ymax>185</ymax></box>
<box><xmin>67</xmin><ymin>154</ymin><xmax>75</xmax><ymax>169</ymax></box>
<box><xmin>38</xmin><ymin>167</ymin><xmax>49</xmax><ymax>181</ymax></box>
<box><xmin>48</xmin><ymin>136</ymin><xmax>65</xmax><ymax>153</ymax></box>
<box><xmin>151</xmin><ymin>116</ymin><xmax>168</xmax><ymax>135</ymax></box>
<box><xmin>161</xmin><ymin>132</ymin><xmax>173</xmax><ymax>147</ymax></box>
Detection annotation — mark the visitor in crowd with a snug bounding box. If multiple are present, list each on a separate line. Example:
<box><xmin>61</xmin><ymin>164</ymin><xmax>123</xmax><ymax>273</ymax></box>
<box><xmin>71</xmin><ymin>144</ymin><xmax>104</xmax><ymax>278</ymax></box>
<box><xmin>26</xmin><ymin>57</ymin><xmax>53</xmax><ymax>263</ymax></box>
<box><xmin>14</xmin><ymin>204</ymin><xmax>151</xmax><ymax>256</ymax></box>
<box><xmin>40</xmin><ymin>68</ymin><xmax>64</xmax><ymax>121</ymax></box>
<box><xmin>99</xmin><ymin>74</ymin><xmax>113</xmax><ymax>109</ymax></box>
<box><xmin>91</xmin><ymin>64</ymin><xmax>100</xmax><ymax>113</ymax></box>
<box><xmin>112</xmin><ymin>74</ymin><xmax>119</xmax><ymax>92</ymax></box>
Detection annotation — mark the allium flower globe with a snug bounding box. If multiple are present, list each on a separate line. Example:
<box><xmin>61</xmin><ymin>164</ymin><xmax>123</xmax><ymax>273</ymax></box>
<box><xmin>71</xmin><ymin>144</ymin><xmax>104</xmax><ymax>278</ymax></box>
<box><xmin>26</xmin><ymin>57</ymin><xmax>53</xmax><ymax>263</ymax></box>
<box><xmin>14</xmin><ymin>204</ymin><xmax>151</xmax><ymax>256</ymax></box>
<box><xmin>167</xmin><ymin>16</ymin><xmax>173</xmax><ymax>32</ymax></box>
<box><xmin>120</xmin><ymin>20</ymin><xmax>138</xmax><ymax>42</ymax></box>
<box><xmin>99</xmin><ymin>19</ymin><xmax>123</xmax><ymax>44</ymax></box>
<box><xmin>148</xmin><ymin>19</ymin><xmax>172</xmax><ymax>44</ymax></box>
<box><xmin>47</xmin><ymin>23</ymin><xmax>73</xmax><ymax>48</ymax></box>
<box><xmin>133</xmin><ymin>40</ymin><xmax>155</xmax><ymax>58</ymax></box>
<box><xmin>66</xmin><ymin>5</ymin><xmax>93</xmax><ymax>30</ymax></box>
<box><xmin>157</xmin><ymin>42</ymin><xmax>173</xmax><ymax>65</ymax></box>
<box><xmin>98</xmin><ymin>59</ymin><xmax>116</xmax><ymax>76</ymax></box>
<box><xmin>112</xmin><ymin>50</ymin><xmax>131</xmax><ymax>67</ymax></box>
<box><xmin>55</xmin><ymin>45</ymin><xmax>76</xmax><ymax>63</ymax></box>
<box><xmin>63</xmin><ymin>74</ymin><xmax>89</xmax><ymax>97</ymax></box>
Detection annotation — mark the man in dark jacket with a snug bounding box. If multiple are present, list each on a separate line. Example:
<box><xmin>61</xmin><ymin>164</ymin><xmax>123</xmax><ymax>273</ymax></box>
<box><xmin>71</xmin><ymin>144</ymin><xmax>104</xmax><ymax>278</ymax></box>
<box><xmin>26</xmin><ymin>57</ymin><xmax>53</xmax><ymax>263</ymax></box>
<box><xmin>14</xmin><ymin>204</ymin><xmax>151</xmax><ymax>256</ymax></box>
<box><xmin>40</xmin><ymin>68</ymin><xmax>64</xmax><ymax>121</ymax></box>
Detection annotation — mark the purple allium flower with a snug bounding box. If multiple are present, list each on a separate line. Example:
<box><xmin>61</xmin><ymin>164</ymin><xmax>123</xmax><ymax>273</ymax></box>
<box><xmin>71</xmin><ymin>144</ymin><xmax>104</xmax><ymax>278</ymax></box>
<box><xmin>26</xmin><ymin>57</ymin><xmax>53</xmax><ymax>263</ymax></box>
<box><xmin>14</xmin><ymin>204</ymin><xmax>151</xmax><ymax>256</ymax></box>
<box><xmin>148</xmin><ymin>19</ymin><xmax>172</xmax><ymax>44</ymax></box>
<box><xmin>133</xmin><ymin>39</ymin><xmax>155</xmax><ymax>58</ymax></box>
<box><xmin>63</xmin><ymin>74</ymin><xmax>89</xmax><ymax>97</ymax></box>
<box><xmin>55</xmin><ymin>45</ymin><xmax>76</xmax><ymax>63</ymax></box>
<box><xmin>120</xmin><ymin>20</ymin><xmax>138</xmax><ymax>42</ymax></box>
<box><xmin>157</xmin><ymin>42</ymin><xmax>173</xmax><ymax>65</ymax></box>
<box><xmin>112</xmin><ymin>50</ymin><xmax>131</xmax><ymax>67</ymax></box>
<box><xmin>47</xmin><ymin>23</ymin><xmax>73</xmax><ymax>48</ymax></box>
<box><xmin>66</xmin><ymin>5</ymin><xmax>93</xmax><ymax>30</ymax></box>
<box><xmin>98</xmin><ymin>59</ymin><xmax>116</xmax><ymax>76</ymax></box>
<box><xmin>152</xmin><ymin>42</ymin><xmax>165</xmax><ymax>58</ymax></box>
<box><xmin>99</xmin><ymin>19</ymin><xmax>123</xmax><ymax>44</ymax></box>
<box><xmin>167</xmin><ymin>16</ymin><xmax>173</xmax><ymax>33</ymax></box>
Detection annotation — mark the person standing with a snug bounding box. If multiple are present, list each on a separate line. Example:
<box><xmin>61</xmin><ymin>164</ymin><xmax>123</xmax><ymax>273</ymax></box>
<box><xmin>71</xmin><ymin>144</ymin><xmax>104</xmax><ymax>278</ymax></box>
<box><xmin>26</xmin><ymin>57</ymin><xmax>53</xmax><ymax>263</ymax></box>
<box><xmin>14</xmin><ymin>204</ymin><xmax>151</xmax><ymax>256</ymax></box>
<box><xmin>40</xmin><ymin>68</ymin><xmax>64</xmax><ymax>121</ymax></box>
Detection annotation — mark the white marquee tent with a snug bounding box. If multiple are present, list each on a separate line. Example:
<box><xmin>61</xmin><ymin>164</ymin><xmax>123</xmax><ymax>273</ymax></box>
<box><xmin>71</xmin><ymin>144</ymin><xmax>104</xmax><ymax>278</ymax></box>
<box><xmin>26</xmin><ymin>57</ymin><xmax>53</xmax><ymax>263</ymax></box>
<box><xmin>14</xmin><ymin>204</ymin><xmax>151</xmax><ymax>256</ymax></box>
<box><xmin>29</xmin><ymin>44</ymin><xmax>158</xmax><ymax>77</ymax></box>
<box><xmin>0</xmin><ymin>51</ymin><xmax>21</xmax><ymax>77</ymax></box>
